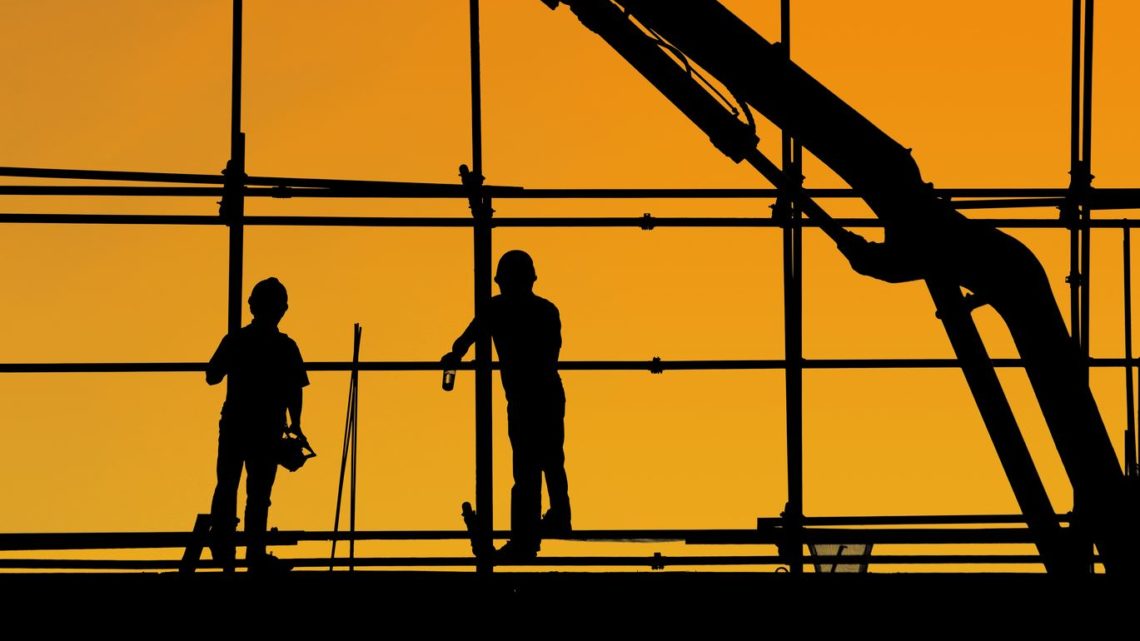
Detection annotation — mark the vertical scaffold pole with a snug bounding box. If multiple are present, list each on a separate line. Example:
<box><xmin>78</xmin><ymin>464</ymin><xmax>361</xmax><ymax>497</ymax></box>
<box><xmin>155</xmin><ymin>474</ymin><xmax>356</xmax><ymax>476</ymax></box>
<box><xmin>468</xmin><ymin>0</ymin><xmax>495</xmax><ymax>574</ymax></box>
<box><xmin>779</xmin><ymin>0</ymin><xmax>804</xmax><ymax>576</ymax></box>
<box><xmin>1124</xmin><ymin>229</ymin><xmax>1136</xmax><ymax>477</ymax></box>
<box><xmin>1079</xmin><ymin>0</ymin><xmax>1095</xmax><ymax>359</ymax></box>
<box><xmin>1067</xmin><ymin>0</ymin><xmax>1082</xmax><ymax>357</ymax></box>
<box><xmin>224</xmin><ymin>0</ymin><xmax>245</xmax><ymax>335</ymax></box>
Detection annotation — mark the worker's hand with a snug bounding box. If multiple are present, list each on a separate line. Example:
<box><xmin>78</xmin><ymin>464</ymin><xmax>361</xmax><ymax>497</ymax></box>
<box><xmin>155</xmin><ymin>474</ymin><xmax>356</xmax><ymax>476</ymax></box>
<box><xmin>441</xmin><ymin>352</ymin><xmax>460</xmax><ymax>370</ymax></box>
<box><xmin>287</xmin><ymin>423</ymin><xmax>304</xmax><ymax>437</ymax></box>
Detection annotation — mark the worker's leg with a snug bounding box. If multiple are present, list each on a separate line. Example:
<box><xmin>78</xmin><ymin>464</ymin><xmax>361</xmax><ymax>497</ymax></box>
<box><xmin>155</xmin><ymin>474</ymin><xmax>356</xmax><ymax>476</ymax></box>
<box><xmin>209</xmin><ymin>420</ymin><xmax>243</xmax><ymax>567</ymax></box>
<box><xmin>541</xmin><ymin>396</ymin><xmax>571</xmax><ymax>530</ymax></box>
<box><xmin>244</xmin><ymin>433</ymin><xmax>279</xmax><ymax>562</ymax></box>
<box><xmin>507</xmin><ymin>403</ymin><xmax>542</xmax><ymax>553</ymax></box>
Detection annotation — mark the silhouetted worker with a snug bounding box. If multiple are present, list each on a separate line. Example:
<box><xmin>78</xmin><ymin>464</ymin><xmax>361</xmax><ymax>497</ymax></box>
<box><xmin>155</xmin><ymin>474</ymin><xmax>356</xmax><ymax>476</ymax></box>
<box><xmin>443</xmin><ymin>250</ymin><xmax>571</xmax><ymax>561</ymax></box>
<box><xmin>206</xmin><ymin>277</ymin><xmax>309</xmax><ymax>573</ymax></box>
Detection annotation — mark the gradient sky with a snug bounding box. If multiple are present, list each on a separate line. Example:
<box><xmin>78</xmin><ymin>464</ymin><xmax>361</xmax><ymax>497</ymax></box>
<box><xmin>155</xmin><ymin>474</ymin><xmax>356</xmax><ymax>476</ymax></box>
<box><xmin>0</xmin><ymin>1</ymin><xmax>1137</xmax><ymax>568</ymax></box>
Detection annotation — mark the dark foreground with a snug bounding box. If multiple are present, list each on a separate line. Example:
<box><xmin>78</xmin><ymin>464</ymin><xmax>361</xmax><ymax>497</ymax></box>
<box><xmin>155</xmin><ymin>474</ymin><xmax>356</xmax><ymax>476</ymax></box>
<box><xmin>0</xmin><ymin>571</ymin><xmax>1130</xmax><ymax>632</ymax></box>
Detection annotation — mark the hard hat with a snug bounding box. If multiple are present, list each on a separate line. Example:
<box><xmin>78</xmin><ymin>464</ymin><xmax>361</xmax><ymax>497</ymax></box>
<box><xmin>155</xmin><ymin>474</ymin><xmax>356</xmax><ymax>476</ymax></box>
<box><xmin>249</xmin><ymin>277</ymin><xmax>288</xmax><ymax>316</ymax></box>
<box><xmin>277</xmin><ymin>431</ymin><xmax>316</xmax><ymax>472</ymax></box>
<box><xmin>495</xmin><ymin>250</ymin><xmax>537</xmax><ymax>286</ymax></box>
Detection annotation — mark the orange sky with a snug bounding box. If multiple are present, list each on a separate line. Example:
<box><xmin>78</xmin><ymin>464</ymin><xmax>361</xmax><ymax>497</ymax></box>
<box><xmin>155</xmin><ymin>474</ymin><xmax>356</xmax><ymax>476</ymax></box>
<box><xmin>0</xmin><ymin>1</ymin><xmax>1137</xmax><ymax>570</ymax></box>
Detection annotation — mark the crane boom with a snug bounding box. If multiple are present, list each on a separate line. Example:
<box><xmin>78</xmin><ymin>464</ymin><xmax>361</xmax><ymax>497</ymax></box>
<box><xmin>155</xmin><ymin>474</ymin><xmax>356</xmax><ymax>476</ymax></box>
<box><xmin>542</xmin><ymin>0</ymin><xmax>1135</xmax><ymax>574</ymax></box>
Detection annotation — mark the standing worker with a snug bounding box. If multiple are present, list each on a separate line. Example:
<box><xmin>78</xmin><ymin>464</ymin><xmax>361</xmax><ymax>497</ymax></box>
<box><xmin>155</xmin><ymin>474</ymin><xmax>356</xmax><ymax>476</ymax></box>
<box><xmin>443</xmin><ymin>250</ymin><xmax>572</xmax><ymax>561</ymax></box>
<box><xmin>206</xmin><ymin>277</ymin><xmax>310</xmax><ymax>572</ymax></box>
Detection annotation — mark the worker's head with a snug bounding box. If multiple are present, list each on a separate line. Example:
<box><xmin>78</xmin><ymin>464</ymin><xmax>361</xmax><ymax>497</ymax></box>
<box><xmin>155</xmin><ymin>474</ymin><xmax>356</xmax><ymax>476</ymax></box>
<box><xmin>249</xmin><ymin>277</ymin><xmax>289</xmax><ymax>324</ymax></box>
<box><xmin>495</xmin><ymin>250</ymin><xmax>537</xmax><ymax>295</ymax></box>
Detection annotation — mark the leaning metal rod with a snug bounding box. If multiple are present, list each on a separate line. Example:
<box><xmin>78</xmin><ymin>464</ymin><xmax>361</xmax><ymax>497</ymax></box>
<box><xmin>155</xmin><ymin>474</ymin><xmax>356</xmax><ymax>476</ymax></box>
<box><xmin>329</xmin><ymin>325</ymin><xmax>362</xmax><ymax>570</ymax></box>
<box><xmin>349</xmin><ymin>325</ymin><xmax>361</xmax><ymax>571</ymax></box>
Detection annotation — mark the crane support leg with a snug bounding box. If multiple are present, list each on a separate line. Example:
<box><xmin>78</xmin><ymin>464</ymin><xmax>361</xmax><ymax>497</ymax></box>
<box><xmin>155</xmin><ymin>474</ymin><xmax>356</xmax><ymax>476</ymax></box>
<box><xmin>928</xmin><ymin>280</ymin><xmax>1086</xmax><ymax>575</ymax></box>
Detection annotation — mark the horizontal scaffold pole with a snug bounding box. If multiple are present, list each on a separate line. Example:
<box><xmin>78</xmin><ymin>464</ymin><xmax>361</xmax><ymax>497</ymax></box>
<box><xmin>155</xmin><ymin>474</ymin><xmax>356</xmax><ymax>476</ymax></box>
<box><xmin>0</xmin><ymin>357</ymin><xmax>1138</xmax><ymax>373</ymax></box>
<box><xmin>1</xmin><ymin>214</ymin><xmax>1139</xmax><ymax>228</ymax></box>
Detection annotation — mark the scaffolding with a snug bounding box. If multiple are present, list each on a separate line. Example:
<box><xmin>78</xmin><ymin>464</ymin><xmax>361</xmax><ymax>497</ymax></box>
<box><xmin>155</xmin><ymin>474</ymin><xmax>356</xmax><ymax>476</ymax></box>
<box><xmin>1</xmin><ymin>0</ymin><xmax>1137</xmax><ymax>574</ymax></box>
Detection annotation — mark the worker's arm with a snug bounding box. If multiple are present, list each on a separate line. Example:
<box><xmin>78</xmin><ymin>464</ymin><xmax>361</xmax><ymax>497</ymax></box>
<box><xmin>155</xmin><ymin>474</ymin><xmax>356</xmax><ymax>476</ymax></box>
<box><xmin>286</xmin><ymin>340</ymin><xmax>309</xmax><ymax>434</ymax></box>
<box><xmin>287</xmin><ymin>386</ymin><xmax>303</xmax><ymax>434</ymax></box>
<box><xmin>442</xmin><ymin>316</ymin><xmax>481</xmax><ymax>368</ymax></box>
<box><xmin>547</xmin><ymin>304</ymin><xmax>563</xmax><ymax>364</ymax></box>
<box><xmin>205</xmin><ymin>335</ymin><xmax>230</xmax><ymax>385</ymax></box>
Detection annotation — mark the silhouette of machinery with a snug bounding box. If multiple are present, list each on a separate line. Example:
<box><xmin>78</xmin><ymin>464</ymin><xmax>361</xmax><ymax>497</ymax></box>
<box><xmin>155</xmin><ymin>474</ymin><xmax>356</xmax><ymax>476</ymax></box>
<box><xmin>538</xmin><ymin>0</ymin><xmax>1135</xmax><ymax>574</ymax></box>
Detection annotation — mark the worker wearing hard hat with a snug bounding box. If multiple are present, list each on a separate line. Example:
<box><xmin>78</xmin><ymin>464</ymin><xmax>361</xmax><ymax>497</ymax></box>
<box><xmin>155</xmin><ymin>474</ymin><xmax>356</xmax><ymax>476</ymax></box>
<box><xmin>443</xmin><ymin>250</ymin><xmax>572</xmax><ymax>561</ymax></box>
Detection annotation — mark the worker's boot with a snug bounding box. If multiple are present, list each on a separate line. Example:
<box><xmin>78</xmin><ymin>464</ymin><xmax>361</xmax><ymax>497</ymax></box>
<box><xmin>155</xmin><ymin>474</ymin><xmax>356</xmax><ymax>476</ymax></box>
<box><xmin>540</xmin><ymin>509</ymin><xmax>572</xmax><ymax>538</ymax></box>
<box><xmin>208</xmin><ymin>517</ymin><xmax>239</xmax><ymax>573</ymax></box>
<box><xmin>494</xmin><ymin>539</ymin><xmax>540</xmax><ymax>564</ymax></box>
<box><xmin>247</xmin><ymin>551</ymin><xmax>293</xmax><ymax>575</ymax></box>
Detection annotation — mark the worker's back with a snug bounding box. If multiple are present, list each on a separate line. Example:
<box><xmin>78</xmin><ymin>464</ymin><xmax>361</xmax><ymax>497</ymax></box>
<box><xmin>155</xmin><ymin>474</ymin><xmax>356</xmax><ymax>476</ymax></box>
<box><xmin>487</xmin><ymin>292</ymin><xmax>563</xmax><ymax>403</ymax></box>
<box><xmin>211</xmin><ymin>323</ymin><xmax>307</xmax><ymax>428</ymax></box>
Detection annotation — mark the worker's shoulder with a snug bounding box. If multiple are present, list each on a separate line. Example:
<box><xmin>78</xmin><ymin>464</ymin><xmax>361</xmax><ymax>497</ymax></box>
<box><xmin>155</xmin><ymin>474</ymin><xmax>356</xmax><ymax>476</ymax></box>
<box><xmin>489</xmin><ymin>293</ymin><xmax>559</xmax><ymax>316</ymax></box>
<box><xmin>238</xmin><ymin>325</ymin><xmax>303</xmax><ymax>352</ymax></box>
<box><xmin>533</xmin><ymin>294</ymin><xmax>560</xmax><ymax>315</ymax></box>
<box><xmin>275</xmin><ymin>330</ymin><xmax>303</xmax><ymax>353</ymax></box>
<box><xmin>498</xmin><ymin>292</ymin><xmax>559</xmax><ymax>308</ymax></box>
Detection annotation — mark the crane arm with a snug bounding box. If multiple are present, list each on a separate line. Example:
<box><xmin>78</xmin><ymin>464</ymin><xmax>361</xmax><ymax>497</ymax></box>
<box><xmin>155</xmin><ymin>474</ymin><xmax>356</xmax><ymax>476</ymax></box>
<box><xmin>540</xmin><ymin>0</ymin><xmax>1135</xmax><ymax>574</ymax></box>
